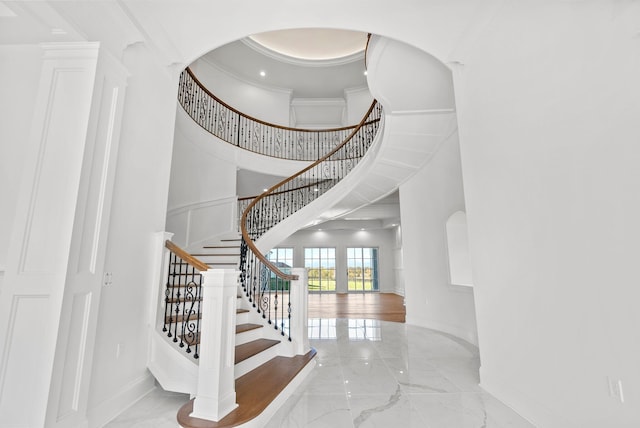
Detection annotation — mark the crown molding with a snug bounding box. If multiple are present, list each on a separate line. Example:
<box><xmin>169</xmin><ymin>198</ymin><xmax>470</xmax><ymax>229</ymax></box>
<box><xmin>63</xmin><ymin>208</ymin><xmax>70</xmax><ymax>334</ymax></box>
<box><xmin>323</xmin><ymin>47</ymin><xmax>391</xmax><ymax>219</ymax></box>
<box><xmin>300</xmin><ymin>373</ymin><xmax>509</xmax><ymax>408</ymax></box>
<box><xmin>241</xmin><ymin>37</ymin><xmax>365</xmax><ymax>68</ymax></box>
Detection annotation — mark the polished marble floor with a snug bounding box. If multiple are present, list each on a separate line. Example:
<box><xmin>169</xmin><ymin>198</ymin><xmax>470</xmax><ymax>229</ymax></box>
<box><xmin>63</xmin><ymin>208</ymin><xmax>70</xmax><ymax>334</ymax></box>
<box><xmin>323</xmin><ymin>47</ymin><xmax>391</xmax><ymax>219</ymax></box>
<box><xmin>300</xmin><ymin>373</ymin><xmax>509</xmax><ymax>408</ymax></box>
<box><xmin>104</xmin><ymin>319</ymin><xmax>535</xmax><ymax>427</ymax></box>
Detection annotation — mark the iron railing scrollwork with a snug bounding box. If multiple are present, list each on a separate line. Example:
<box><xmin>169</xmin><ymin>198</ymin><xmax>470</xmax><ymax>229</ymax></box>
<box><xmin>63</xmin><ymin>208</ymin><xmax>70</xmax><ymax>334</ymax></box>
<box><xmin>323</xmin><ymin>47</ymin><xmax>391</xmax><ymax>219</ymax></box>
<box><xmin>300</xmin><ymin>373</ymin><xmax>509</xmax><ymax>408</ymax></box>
<box><xmin>238</xmin><ymin>100</ymin><xmax>383</xmax><ymax>341</ymax></box>
<box><xmin>163</xmin><ymin>240</ymin><xmax>208</xmax><ymax>359</ymax></box>
<box><xmin>178</xmin><ymin>68</ymin><xmax>362</xmax><ymax>161</ymax></box>
<box><xmin>239</xmin><ymin>240</ymin><xmax>292</xmax><ymax>339</ymax></box>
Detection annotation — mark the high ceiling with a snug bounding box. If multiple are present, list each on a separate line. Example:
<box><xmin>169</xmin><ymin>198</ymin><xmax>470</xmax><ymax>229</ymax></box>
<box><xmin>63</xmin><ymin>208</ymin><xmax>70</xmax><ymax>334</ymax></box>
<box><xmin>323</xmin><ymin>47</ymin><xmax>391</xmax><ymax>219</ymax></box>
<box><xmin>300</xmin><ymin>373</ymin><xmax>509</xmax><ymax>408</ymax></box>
<box><xmin>200</xmin><ymin>29</ymin><xmax>369</xmax><ymax>99</ymax></box>
<box><xmin>248</xmin><ymin>29</ymin><xmax>367</xmax><ymax>61</ymax></box>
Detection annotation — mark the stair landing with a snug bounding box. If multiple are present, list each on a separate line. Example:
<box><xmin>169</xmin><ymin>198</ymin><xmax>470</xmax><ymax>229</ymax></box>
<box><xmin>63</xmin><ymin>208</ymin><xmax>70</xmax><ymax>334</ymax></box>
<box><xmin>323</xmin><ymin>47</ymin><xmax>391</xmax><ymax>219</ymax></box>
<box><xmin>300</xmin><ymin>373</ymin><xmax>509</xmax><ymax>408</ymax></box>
<box><xmin>177</xmin><ymin>349</ymin><xmax>316</xmax><ymax>428</ymax></box>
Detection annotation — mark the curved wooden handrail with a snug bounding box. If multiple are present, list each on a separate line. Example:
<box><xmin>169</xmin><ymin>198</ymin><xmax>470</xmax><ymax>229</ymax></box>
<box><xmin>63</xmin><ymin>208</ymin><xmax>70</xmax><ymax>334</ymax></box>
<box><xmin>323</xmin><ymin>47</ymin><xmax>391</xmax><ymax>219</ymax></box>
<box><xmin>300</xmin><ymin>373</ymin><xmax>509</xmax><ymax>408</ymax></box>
<box><xmin>186</xmin><ymin>68</ymin><xmax>358</xmax><ymax>134</ymax></box>
<box><xmin>165</xmin><ymin>240</ymin><xmax>209</xmax><ymax>272</ymax></box>
<box><xmin>240</xmin><ymin>99</ymin><xmax>380</xmax><ymax>281</ymax></box>
<box><xmin>238</xmin><ymin>179</ymin><xmax>335</xmax><ymax>202</ymax></box>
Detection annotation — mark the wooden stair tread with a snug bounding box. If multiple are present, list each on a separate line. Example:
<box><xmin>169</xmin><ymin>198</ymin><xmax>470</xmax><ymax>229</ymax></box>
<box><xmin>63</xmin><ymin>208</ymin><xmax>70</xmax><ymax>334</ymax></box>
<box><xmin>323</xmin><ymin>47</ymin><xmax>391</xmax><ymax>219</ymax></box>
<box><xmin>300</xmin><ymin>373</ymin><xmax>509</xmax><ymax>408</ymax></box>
<box><xmin>191</xmin><ymin>253</ymin><xmax>240</xmax><ymax>257</ymax></box>
<box><xmin>177</xmin><ymin>349</ymin><xmax>317</xmax><ymax>428</ymax></box>
<box><xmin>235</xmin><ymin>323</ymin><xmax>262</xmax><ymax>334</ymax></box>
<box><xmin>166</xmin><ymin>308</ymin><xmax>249</xmax><ymax>323</ymax></box>
<box><xmin>234</xmin><ymin>339</ymin><xmax>280</xmax><ymax>365</ymax></box>
<box><xmin>178</xmin><ymin>324</ymin><xmax>263</xmax><ymax>346</ymax></box>
<box><xmin>166</xmin><ymin>312</ymin><xmax>201</xmax><ymax>324</ymax></box>
<box><xmin>166</xmin><ymin>297</ymin><xmax>202</xmax><ymax>304</ymax></box>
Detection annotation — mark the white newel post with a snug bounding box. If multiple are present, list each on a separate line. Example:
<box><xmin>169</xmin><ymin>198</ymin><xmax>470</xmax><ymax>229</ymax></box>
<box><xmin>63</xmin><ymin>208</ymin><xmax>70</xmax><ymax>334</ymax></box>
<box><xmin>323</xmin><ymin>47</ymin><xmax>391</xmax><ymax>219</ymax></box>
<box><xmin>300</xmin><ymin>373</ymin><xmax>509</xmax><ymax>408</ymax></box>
<box><xmin>191</xmin><ymin>269</ymin><xmax>239</xmax><ymax>421</ymax></box>
<box><xmin>290</xmin><ymin>268</ymin><xmax>310</xmax><ymax>355</ymax></box>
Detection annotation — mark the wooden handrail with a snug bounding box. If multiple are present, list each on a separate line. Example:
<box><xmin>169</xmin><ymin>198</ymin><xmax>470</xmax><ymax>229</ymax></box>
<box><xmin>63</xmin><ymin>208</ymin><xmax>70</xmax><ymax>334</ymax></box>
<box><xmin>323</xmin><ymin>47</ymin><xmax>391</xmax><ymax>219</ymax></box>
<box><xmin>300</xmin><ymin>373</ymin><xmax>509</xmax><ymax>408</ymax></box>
<box><xmin>186</xmin><ymin>68</ymin><xmax>359</xmax><ymax>134</ymax></box>
<box><xmin>238</xmin><ymin>179</ymin><xmax>335</xmax><ymax>201</ymax></box>
<box><xmin>165</xmin><ymin>240</ymin><xmax>209</xmax><ymax>272</ymax></box>
<box><xmin>240</xmin><ymin>99</ymin><xmax>380</xmax><ymax>281</ymax></box>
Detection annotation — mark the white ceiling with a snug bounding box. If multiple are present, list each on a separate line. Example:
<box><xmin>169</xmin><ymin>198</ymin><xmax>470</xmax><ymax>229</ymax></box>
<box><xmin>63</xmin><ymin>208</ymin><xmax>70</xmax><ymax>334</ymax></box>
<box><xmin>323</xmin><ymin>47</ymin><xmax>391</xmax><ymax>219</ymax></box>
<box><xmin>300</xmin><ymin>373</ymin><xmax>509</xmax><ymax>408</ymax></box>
<box><xmin>249</xmin><ymin>29</ymin><xmax>367</xmax><ymax>61</ymax></box>
<box><xmin>200</xmin><ymin>34</ymin><xmax>368</xmax><ymax>99</ymax></box>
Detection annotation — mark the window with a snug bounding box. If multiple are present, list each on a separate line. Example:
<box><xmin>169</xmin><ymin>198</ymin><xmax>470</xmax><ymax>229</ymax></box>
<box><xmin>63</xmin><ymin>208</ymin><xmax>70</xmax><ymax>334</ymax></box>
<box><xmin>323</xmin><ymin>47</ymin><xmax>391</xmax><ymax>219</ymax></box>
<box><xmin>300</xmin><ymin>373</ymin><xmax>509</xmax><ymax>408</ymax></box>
<box><xmin>265</xmin><ymin>247</ymin><xmax>293</xmax><ymax>292</ymax></box>
<box><xmin>347</xmin><ymin>247</ymin><xmax>379</xmax><ymax>292</ymax></box>
<box><xmin>304</xmin><ymin>247</ymin><xmax>336</xmax><ymax>292</ymax></box>
<box><xmin>266</xmin><ymin>247</ymin><xmax>293</xmax><ymax>272</ymax></box>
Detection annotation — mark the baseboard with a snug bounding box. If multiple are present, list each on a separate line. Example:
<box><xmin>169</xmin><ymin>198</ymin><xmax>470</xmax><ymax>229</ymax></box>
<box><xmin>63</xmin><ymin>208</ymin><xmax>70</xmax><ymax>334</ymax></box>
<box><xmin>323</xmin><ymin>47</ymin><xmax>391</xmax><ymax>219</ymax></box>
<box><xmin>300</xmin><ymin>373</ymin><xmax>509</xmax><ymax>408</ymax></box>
<box><xmin>87</xmin><ymin>373</ymin><xmax>155</xmax><ymax>428</ymax></box>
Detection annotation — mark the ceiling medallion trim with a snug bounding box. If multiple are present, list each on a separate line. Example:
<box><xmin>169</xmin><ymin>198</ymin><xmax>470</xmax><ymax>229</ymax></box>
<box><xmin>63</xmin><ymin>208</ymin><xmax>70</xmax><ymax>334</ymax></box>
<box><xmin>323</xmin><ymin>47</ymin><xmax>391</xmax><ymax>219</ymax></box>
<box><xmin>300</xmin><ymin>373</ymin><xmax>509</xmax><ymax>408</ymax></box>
<box><xmin>241</xmin><ymin>37</ymin><xmax>365</xmax><ymax>68</ymax></box>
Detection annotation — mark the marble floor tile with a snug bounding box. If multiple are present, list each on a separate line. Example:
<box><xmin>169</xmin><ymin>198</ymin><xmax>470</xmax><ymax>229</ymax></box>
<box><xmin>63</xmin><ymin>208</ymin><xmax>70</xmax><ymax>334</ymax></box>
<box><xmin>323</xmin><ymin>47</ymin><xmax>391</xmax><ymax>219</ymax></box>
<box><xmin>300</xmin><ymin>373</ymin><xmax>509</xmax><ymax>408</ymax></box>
<box><xmin>264</xmin><ymin>393</ymin><xmax>353</xmax><ymax>428</ymax></box>
<box><xmin>348</xmin><ymin>389</ymin><xmax>428</xmax><ymax>428</ymax></box>
<box><xmin>103</xmin><ymin>319</ymin><xmax>535</xmax><ymax>428</ymax></box>
<box><xmin>102</xmin><ymin>387</ymin><xmax>188</xmax><ymax>428</ymax></box>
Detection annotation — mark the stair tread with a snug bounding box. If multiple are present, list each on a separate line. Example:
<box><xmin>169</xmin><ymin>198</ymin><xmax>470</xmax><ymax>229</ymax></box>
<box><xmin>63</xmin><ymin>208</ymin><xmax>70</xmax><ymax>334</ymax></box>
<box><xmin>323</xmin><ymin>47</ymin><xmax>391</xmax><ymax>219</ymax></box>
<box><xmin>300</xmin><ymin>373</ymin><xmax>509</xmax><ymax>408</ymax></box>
<box><xmin>165</xmin><ymin>312</ymin><xmax>201</xmax><ymax>324</ymax></box>
<box><xmin>165</xmin><ymin>308</ymin><xmax>248</xmax><ymax>325</ymax></box>
<box><xmin>236</xmin><ymin>323</ymin><xmax>263</xmax><ymax>334</ymax></box>
<box><xmin>235</xmin><ymin>338</ymin><xmax>280</xmax><ymax>365</ymax></box>
<box><xmin>166</xmin><ymin>297</ymin><xmax>202</xmax><ymax>304</ymax></box>
<box><xmin>179</xmin><ymin>323</ymin><xmax>265</xmax><ymax>346</ymax></box>
<box><xmin>177</xmin><ymin>349</ymin><xmax>317</xmax><ymax>428</ymax></box>
<box><xmin>191</xmin><ymin>253</ymin><xmax>240</xmax><ymax>257</ymax></box>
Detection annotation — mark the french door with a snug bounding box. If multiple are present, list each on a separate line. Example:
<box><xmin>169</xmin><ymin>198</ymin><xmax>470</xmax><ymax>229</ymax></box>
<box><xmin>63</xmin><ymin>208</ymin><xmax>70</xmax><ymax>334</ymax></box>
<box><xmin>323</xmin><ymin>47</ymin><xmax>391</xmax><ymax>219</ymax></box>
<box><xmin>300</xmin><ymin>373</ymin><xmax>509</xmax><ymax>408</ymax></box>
<box><xmin>347</xmin><ymin>247</ymin><xmax>379</xmax><ymax>292</ymax></box>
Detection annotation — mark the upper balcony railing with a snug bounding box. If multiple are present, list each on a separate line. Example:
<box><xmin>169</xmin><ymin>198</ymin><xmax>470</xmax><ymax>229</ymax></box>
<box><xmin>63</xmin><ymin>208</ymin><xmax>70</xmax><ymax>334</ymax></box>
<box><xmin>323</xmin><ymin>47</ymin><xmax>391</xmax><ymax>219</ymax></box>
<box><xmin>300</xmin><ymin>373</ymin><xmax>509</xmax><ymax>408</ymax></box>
<box><xmin>178</xmin><ymin>68</ymin><xmax>361</xmax><ymax>161</ymax></box>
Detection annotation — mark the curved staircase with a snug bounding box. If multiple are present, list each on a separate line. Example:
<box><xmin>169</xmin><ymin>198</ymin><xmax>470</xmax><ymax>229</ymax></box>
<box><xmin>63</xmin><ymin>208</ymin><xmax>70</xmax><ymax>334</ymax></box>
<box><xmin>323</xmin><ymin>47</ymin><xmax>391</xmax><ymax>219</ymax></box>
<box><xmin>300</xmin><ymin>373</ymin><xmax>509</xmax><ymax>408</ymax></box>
<box><xmin>148</xmin><ymin>35</ymin><xmax>459</xmax><ymax>428</ymax></box>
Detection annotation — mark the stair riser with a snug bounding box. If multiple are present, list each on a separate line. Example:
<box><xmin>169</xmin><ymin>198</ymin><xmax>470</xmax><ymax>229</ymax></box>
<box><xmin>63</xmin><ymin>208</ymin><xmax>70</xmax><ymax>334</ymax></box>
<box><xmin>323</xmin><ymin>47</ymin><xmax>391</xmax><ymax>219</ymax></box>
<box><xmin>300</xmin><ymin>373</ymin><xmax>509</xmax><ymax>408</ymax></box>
<box><xmin>235</xmin><ymin>327</ymin><xmax>264</xmax><ymax>346</ymax></box>
<box><xmin>234</xmin><ymin>343</ymin><xmax>282</xmax><ymax>379</ymax></box>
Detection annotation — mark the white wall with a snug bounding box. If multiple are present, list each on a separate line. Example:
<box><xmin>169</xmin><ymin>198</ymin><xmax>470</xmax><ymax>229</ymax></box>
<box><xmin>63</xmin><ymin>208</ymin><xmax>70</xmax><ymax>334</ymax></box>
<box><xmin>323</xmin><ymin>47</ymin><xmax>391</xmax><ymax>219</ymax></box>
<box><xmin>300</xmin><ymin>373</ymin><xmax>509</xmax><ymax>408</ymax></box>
<box><xmin>453</xmin><ymin>4</ymin><xmax>640</xmax><ymax>427</ymax></box>
<box><xmin>166</xmin><ymin>115</ymin><xmax>238</xmax><ymax>247</ymax></box>
<box><xmin>190</xmin><ymin>58</ymin><xmax>291</xmax><ymax>126</ymax></box>
<box><xmin>0</xmin><ymin>46</ymin><xmax>42</xmax><ymax>271</ymax></box>
<box><xmin>344</xmin><ymin>86</ymin><xmax>374</xmax><ymax>125</ymax></box>
<box><xmin>399</xmin><ymin>132</ymin><xmax>477</xmax><ymax>346</ymax></box>
<box><xmin>276</xmin><ymin>227</ymin><xmax>397</xmax><ymax>294</ymax></box>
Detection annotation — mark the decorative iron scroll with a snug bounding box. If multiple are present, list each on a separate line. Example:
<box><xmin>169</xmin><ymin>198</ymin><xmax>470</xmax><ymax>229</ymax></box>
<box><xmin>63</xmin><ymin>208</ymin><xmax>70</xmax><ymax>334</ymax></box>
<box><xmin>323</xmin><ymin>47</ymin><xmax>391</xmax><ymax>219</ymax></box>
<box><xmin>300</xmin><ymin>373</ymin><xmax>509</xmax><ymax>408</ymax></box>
<box><xmin>239</xmin><ymin>238</ymin><xmax>292</xmax><ymax>340</ymax></box>
<box><xmin>163</xmin><ymin>245</ymin><xmax>204</xmax><ymax>359</ymax></box>
<box><xmin>178</xmin><ymin>68</ymin><xmax>358</xmax><ymax>161</ymax></box>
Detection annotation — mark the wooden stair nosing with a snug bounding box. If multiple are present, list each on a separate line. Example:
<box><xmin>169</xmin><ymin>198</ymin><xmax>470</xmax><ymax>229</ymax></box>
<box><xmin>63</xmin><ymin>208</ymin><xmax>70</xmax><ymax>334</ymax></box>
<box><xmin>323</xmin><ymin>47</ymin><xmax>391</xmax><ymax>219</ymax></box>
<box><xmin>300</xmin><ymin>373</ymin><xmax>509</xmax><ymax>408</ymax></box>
<box><xmin>178</xmin><ymin>323</ymin><xmax>263</xmax><ymax>346</ymax></box>
<box><xmin>166</xmin><ymin>308</ymin><xmax>249</xmax><ymax>325</ymax></box>
<box><xmin>177</xmin><ymin>349</ymin><xmax>317</xmax><ymax>428</ymax></box>
<box><xmin>165</xmin><ymin>312</ymin><xmax>201</xmax><ymax>324</ymax></box>
<box><xmin>191</xmin><ymin>253</ymin><xmax>240</xmax><ymax>257</ymax></box>
<box><xmin>234</xmin><ymin>338</ymin><xmax>280</xmax><ymax>365</ymax></box>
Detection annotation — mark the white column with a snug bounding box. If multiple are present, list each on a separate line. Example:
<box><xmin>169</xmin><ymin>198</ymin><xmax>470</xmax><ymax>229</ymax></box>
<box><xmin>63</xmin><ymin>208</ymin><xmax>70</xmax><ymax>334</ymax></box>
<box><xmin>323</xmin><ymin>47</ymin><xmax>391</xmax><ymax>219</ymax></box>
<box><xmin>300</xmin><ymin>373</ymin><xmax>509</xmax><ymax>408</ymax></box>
<box><xmin>290</xmin><ymin>268</ymin><xmax>310</xmax><ymax>355</ymax></box>
<box><xmin>190</xmin><ymin>269</ymin><xmax>239</xmax><ymax>422</ymax></box>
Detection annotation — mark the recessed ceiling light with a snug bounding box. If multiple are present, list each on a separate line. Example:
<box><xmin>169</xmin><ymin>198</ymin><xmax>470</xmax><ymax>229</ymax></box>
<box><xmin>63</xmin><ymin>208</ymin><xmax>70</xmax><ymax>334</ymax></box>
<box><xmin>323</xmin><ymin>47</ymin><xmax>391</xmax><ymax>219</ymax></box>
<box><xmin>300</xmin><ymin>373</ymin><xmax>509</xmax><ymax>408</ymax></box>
<box><xmin>263</xmin><ymin>188</ymin><xmax>268</xmax><ymax>192</ymax></box>
<box><xmin>259</xmin><ymin>70</ymin><xmax>266</xmax><ymax>77</ymax></box>
<box><xmin>313</xmin><ymin>188</ymin><xmax>319</xmax><ymax>192</ymax></box>
<box><xmin>363</xmin><ymin>70</ymin><xmax>368</xmax><ymax>76</ymax></box>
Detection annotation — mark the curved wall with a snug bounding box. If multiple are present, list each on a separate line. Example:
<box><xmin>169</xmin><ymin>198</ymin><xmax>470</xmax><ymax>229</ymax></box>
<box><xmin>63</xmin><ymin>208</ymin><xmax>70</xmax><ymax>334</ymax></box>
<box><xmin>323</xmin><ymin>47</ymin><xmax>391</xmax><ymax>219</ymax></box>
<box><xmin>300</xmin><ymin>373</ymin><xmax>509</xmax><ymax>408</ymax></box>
<box><xmin>190</xmin><ymin>58</ymin><xmax>292</xmax><ymax>127</ymax></box>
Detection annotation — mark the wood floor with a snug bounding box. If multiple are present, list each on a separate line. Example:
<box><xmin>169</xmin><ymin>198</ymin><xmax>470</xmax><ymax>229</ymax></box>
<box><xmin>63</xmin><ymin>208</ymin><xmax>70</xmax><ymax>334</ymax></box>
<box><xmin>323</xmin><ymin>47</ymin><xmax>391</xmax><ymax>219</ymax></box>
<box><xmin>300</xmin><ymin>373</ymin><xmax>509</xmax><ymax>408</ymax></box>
<box><xmin>308</xmin><ymin>292</ymin><xmax>406</xmax><ymax>323</ymax></box>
